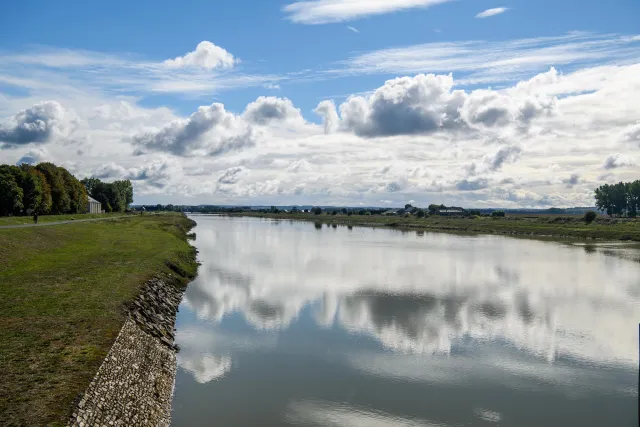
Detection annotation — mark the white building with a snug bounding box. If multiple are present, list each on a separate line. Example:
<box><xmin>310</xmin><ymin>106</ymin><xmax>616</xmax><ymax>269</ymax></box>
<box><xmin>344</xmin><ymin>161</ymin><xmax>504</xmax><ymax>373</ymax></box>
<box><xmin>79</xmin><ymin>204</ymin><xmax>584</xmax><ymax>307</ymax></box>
<box><xmin>87</xmin><ymin>196</ymin><xmax>102</xmax><ymax>214</ymax></box>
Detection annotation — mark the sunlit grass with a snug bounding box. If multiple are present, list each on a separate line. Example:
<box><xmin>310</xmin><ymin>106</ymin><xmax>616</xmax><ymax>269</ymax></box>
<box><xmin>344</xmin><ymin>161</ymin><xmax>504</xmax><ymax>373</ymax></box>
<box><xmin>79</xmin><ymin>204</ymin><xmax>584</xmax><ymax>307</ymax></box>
<box><xmin>0</xmin><ymin>213</ymin><xmax>197</xmax><ymax>426</ymax></box>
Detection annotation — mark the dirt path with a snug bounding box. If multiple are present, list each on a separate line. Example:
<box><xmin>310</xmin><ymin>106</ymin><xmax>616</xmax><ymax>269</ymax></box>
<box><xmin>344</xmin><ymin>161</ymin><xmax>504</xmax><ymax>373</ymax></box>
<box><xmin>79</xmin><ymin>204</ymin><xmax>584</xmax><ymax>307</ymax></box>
<box><xmin>0</xmin><ymin>216</ymin><xmax>127</xmax><ymax>229</ymax></box>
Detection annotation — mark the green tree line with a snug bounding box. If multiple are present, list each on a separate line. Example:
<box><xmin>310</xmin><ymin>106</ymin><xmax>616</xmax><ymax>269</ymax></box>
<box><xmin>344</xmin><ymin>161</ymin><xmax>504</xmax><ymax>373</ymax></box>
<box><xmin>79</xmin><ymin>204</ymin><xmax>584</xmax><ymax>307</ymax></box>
<box><xmin>0</xmin><ymin>162</ymin><xmax>88</xmax><ymax>216</ymax></box>
<box><xmin>80</xmin><ymin>177</ymin><xmax>133</xmax><ymax>213</ymax></box>
<box><xmin>0</xmin><ymin>162</ymin><xmax>134</xmax><ymax>216</ymax></box>
<box><xmin>594</xmin><ymin>181</ymin><xmax>640</xmax><ymax>217</ymax></box>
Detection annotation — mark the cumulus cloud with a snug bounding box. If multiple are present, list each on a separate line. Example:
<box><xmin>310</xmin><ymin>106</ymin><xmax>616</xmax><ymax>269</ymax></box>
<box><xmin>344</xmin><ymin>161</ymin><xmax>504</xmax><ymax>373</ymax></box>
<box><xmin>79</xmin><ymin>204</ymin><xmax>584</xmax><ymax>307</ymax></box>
<box><xmin>132</xmin><ymin>103</ymin><xmax>256</xmax><ymax>157</ymax></box>
<box><xmin>460</xmin><ymin>89</ymin><xmax>556</xmax><ymax>130</ymax></box>
<box><xmin>0</xmin><ymin>101</ymin><xmax>76</xmax><ymax>147</ymax></box>
<box><xmin>314</xmin><ymin>100</ymin><xmax>339</xmax><ymax>134</ymax></box>
<box><xmin>562</xmin><ymin>174</ymin><xmax>581</xmax><ymax>188</ymax></box>
<box><xmin>283</xmin><ymin>0</ymin><xmax>454</xmax><ymax>24</ymax></box>
<box><xmin>327</xmin><ymin>73</ymin><xmax>557</xmax><ymax>138</ymax></box>
<box><xmin>128</xmin><ymin>157</ymin><xmax>183</xmax><ymax>189</ymax></box>
<box><xmin>603</xmin><ymin>154</ymin><xmax>636</xmax><ymax>170</ymax></box>
<box><xmin>487</xmin><ymin>145</ymin><xmax>522</xmax><ymax>171</ymax></box>
<box><xmin>164</xmin><ymin>41</ymin><xmax>237</xmax><ymax>70</ymax></box>
<box><xmin>84</xmin><ymin>157</ymin><xmax>183</xmax><ymax>191</ymax></box>
<box><xmin>622</xmin><ymin>122</ymin><xmax>640</xmax><ymax>145</ymax></box>
<box><xmin>92</xmin><ymin>162</ymin><xmax>129</xmax><ymax>179</ymax></box>
<box><xmin>287</xmin><ymin>159</ymin><xmax>313</xmax><ymax>173</ymax></box>
<box><xmin>475</xmin><ymin>7</ymin><xmax>508</xmax><ymax>18</ymax></box>
<box><xmin>338</xmin><ymin>74</ymin><xmax>465</xmax><ymax>137</ymax></box>
<box><xmin>218</xmin><ymin>166</ymin><xmax>248</xmax><ymax>184</ymax></box>
<box><xmin>16</xmin><ymin>147</ymin><xmax>49</xmax><ymax>165</ymax></box>
<box><xmin>243</xmin><ymin>96</ymin><xmax>303</xmax><ymax>125</ymax></box>
<box><xmin>456</xmin><ymin>178</ymin><xmax>489</xmax><ymax>191</ymax></box>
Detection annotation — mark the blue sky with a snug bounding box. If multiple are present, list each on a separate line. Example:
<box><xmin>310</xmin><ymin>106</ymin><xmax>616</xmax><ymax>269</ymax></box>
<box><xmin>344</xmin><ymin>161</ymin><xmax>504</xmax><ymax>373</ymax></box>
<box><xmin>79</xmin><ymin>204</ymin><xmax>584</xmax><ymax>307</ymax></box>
<box><xmin>0</xmin><ymin>0</ymin><xmax>639</xmax><ymax>206</ymax></box>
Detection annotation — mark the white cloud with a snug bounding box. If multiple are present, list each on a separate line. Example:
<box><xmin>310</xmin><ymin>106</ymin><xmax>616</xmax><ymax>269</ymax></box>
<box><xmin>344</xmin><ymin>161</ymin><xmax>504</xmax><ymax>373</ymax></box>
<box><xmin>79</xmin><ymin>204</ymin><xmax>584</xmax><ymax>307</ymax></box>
<box><xmin>164</xmin><ymin>41</ymin><xmax>237</xmax><ymax>70</ymax></box>
<box><xmin>603</xmin><ymin>153</ymin><xmax>636</xmax><ymax>170</ymax></box>
<box><xmin>314</xmin><ymin>100</ymin><xmax>339</xmax><ymax>134</ymax></box>
<box><xmin>0</xmin><ymin>46</ymin><xmax>281</xmax><ymax>99</ymax></box>
<box><xmin>323</xmin><ymin>72</ymin><xmax>557</xmax><ymax>137</ymax></box>
<box><xmin>16</xmin><ymin>147</ymin><xmax>49</xmax><ymax>165</ymax></box>
<box><xmin>0</xmin><ymin>101</ymin><xmax>77</xmax><ymax>147</ymax></box>
<box><xmin>286</xmin><ymin>400</ymin><xmax>443</xmax><ymax>427</ymax></box>
<box><xmin>622</xmin><ymin>122</ymin><xmax>640</xmax><ymax>145</ymax></box>
<box><xmin>475</xmin><ymin>7</ymin><xmax>508</xmax><ymax>19</ymax></box>
<box><xmin>1</xmin><ymin>40</ymin><xmax>639</xmax><ymax>208</ymax></box>
<box><xmin>132</xmin><ymin>103</ymin><xmax>257</xmax><ymax>157</ymax></box>
<box><xmin>283</xmin><ymin>0</ymin><xmax>454</xmax><ymax>24</ymax></box>
<box><xmin>337</xmin><ymin>32</ymin><xmax>640</xmax><ymax>85</ymax></box>
<box><xmin>177</xmin><ymin>353</ymin><xmax>232</xmax><ymax>383</ymax></box>
<box><xmin>562</xmin><ymin>173</ymin><xmax>581</xmax><ymax>188</ymax></box>
<box><xmin>347</xmin><ymin>26</ymin><xmax>360</xmax><ymax>33</ymax></box>
<box><xmin>218</xmin><ymin>166</ymin><xmax>249</xmax><ymax>184</ymax></box>
<box><xmin>243</xmin><ymin>96</ymin><xmax>304</xmax><ymax>125</ymax></box>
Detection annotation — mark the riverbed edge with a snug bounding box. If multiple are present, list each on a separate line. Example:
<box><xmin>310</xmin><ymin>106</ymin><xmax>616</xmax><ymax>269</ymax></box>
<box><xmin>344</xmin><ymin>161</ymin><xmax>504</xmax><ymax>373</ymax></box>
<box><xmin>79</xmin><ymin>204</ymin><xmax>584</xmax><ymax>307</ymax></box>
<box><xmin>66</xmin><ymin>218</ymin><xmax>198</xmax><ymax>427</ymax></box>
<box><xmin>225</xmin><ymin>212</ymin><xmax>640</xmax><ymax>242</ymax></box>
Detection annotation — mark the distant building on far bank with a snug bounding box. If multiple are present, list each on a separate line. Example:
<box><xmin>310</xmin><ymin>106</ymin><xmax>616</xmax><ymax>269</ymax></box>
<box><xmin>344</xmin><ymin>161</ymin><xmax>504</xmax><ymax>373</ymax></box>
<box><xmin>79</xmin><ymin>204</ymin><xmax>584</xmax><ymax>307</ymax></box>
<box><xmin>438</xmin><ymin>207</ymin><xmax>465</xmax><ymax>216</ymax></box>
<box><xmin>87</xmin><ymin>196</ymin><xmax>102</xmax><ymax>214</ymax></box>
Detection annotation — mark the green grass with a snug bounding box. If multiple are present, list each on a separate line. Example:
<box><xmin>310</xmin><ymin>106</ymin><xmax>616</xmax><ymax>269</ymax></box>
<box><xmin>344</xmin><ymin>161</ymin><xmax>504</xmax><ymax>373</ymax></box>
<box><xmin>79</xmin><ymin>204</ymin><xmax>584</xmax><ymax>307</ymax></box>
<box><xmin>0</xmin><ymin>213</ymin><xmax>197</xmax><ymax>427</ymax></box>
<box><xmin>230</xmin><ymin>212</ymin><xmax>640</xmax><ymax>241</ymax></box>
<box><xmin>0</xmin><ymin>212</ymin><xmax>130</xmax><ymax>226</ymax></box>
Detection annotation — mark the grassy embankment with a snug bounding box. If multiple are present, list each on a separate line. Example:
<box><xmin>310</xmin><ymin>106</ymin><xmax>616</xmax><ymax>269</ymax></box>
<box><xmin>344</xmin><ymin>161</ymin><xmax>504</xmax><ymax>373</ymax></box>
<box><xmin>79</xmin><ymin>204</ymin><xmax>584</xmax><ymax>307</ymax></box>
<box><xmin>0</xmin><ymin>213</ymin><xmax>197</xmax><ymax>427</ymax></box>
<box><xmin>232</xmin><ymin>212</ymin><xmax>640</xmax><ymax>241</ymax></box>
<box><xmin>0</xmin><ymin>212</ymin><xmax>128</xmax><ymax>227</ymax></box>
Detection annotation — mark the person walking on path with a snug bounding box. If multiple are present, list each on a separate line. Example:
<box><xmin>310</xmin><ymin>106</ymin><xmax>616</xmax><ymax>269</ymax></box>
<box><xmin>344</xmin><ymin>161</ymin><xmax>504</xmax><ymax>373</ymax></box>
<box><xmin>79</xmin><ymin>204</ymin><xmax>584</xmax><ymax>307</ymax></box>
<box><xmin>33</xmin><ymin>212</ymin><xmax>38</xmax><ymax>224</ymax></box>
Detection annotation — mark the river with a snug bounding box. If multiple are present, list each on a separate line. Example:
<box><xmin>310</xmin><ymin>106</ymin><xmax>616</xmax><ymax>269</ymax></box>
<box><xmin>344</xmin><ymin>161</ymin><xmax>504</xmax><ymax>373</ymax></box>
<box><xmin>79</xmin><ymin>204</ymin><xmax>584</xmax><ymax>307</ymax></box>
<box><xmin>171</xmin><ymin>215</ymin><xmax>639</xmax><ymax>427</ymax></box>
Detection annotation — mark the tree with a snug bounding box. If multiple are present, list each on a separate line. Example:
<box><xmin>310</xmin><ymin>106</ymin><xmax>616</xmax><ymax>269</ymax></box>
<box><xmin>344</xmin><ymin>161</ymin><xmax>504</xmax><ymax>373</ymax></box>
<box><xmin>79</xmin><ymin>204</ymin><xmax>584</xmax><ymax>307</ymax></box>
<box><xmin>0</xmin><ymin>168</ymin><xmax>23</xmax><ymax>216</ymax></box>
<box><xmin>428</xmin><ymin>204</ymin><xmax>439</xmax><ymax>215</ymax></box>
<box><xmin>405</xmin><ymin>203</ymin><xmax>413</xmax><ymax>209</ymax></box>
<box><xmin>626</xmin><ymin>181</ymin><xmax>640</xmax><ymax>218</ymax></box>
<box><xmin>59</xmin><ymin>168</ymin><xmax>88</xmax><ymax>214</ymax></box>
<box><xmin>81</xmin><ymin>177</ymin><xmax>102</xmax><ymax>196</ymax></box>
<box><xmin>595</xmin><ymin>181</ymin><xmax>640</xmax><ymax>217</ymax></box>
<box><xmin>491</xmin><ymin>210</ymin><xmax>505</xmax><ymax>218</ymax></box>
<box><xmin>584</xmin><ymin>211</ymin><xmax>597</xmax><ymax>224</ymax></box>
<box><xmin>36</xmin><ymin>163</ymin><xmax>71</xmax><ymax>214</ymax></box>
<box><xmin>312</xmin><ymin>207</ymin><xmax>322</xmax><ymax>215</ymax></box>
<box><xmin>416</xmin><ymin>209</ymin><xmax>425</xmax><ymax>218</ymax></box>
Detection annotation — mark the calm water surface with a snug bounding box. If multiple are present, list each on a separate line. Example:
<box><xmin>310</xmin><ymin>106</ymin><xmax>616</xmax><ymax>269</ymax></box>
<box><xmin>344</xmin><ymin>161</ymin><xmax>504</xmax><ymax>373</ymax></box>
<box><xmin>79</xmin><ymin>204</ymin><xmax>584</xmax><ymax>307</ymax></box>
<box><xmin>171</xmin><ymin>216</ymin><xmax>639</xmax><ymax>427</ymax></box>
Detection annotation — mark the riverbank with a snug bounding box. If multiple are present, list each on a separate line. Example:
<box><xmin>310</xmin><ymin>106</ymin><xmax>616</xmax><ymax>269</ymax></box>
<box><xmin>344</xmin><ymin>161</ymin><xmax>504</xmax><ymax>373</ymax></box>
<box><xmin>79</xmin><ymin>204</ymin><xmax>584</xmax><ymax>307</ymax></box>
<box><xmin>0</xmin><ymin>213</ymin><xmax>197</xmax><ymax>426</ymax></box>
<box><xmin>227</xmin><ymin>212</ymin><xmax>640</xmax><ymax>241</ymax></box>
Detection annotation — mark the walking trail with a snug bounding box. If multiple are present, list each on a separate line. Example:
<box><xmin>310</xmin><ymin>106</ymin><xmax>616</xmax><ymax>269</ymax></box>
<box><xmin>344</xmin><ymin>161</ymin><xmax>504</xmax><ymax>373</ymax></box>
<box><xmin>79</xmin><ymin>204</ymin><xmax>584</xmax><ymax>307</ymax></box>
<box><xmin>0</xmin><ymin>216</ymin><xmax>127</xmax><ymax>229</ymax></box>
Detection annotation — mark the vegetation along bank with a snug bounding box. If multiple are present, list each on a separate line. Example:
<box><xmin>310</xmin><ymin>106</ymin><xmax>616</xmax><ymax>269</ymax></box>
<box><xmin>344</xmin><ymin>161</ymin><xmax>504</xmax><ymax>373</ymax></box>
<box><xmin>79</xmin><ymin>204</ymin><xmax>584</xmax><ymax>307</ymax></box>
<box><xmin>230</xmin><ymin>210</ymin><xmax>640</xmax><ymax>242</ymax></box>
<box><xmin>0</xmin><ymin>213</ymin><xmax>198</xmax><ymax>426</ymax></box>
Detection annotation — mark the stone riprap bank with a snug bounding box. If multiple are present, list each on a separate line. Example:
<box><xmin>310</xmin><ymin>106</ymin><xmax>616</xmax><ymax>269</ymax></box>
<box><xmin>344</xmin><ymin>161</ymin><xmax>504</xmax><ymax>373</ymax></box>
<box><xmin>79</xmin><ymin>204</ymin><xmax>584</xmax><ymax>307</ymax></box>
<box><xmin>67</xmin><ymin>277</ymin><xmax>185</xmax><ymax>427</ymax></box>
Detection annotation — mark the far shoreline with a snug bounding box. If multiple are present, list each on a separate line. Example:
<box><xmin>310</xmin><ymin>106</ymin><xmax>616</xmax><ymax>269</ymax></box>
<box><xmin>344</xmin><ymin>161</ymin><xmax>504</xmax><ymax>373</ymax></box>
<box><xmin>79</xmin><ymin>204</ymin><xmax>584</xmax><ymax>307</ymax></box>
<box><xmin>218</xmin><ymin>211</ymin><xmax>640</xmax><ymax>243</ymax></box>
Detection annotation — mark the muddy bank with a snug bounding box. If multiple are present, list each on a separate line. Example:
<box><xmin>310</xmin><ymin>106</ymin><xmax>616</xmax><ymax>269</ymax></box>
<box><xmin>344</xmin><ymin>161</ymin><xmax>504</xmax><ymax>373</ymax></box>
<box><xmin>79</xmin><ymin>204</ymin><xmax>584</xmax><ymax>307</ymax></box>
<box><xmin>67</xmin><ymin>276</ymin><xmax>191</xmax><ymax>427</ymax></box>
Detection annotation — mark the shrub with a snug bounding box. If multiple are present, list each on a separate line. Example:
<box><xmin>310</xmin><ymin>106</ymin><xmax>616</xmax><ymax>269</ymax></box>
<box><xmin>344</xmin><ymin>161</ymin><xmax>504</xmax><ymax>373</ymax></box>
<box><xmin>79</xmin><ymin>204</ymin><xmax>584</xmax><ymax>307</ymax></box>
<box><xmin>584</xmin><ymin>210</ymin><xmax>597</xmax><ymax>224</ymax></box>
<box><xmin>491</xmin><ymin>210</ymin><xmax>505</xmax><ymax>218</ymax></box>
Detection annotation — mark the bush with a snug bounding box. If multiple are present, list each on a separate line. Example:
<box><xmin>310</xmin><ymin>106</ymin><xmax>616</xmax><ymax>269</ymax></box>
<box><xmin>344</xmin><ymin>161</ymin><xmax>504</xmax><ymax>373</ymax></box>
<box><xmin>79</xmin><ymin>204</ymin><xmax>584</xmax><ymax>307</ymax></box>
<box><xmin>584</xmin><ymin>211</ymin><xmax>597</xmax><ymax>224</ymax></box>
<box><xmin>491</xmin><ymin>210</ymin><xmax>505</xmax><ymax>218</ymax></box>
<box><xmin>416</xmin><ymin>209</ymin><xmax>425</xmax><ymax>218</ymax></box>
